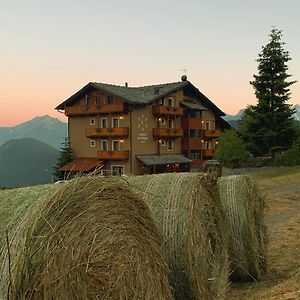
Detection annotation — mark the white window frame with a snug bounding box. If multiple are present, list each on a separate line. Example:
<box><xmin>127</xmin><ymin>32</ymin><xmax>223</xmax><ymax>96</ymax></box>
<box><xmin>101</xmin><ymin>118</ymin><xmax>108</xmax><ymax>128</ymax></box>
<box><xmin>111</xmin><ymin>165</ymin><xmax>125</xmax><ymax>176</ymax></box>
<box><xmin>160</xmin><ymin>118</ymin><xmax>166</xmax><ymax>125</ymax></box>
<box><xmin>90</xmin><ymin>117</ymin><xmax>96</xmax><ymax>126</ymax></box>
<box><xmin>112</xmin><ymin>140</ymin><xmax>120</xmax><ymax>151</ymax></box>
<box><xmin>168</xmin><ymin>98</ymin><xmax>174</xmax><ymax>107</ymax></box>
<box><xmin>168</xmin><ymin>119</ymin><xmax>174</xmax><ymax>128</ymax></box>
<box><xmin>90</xmin><ymin>140</ymin><xmax>96</xmax><ymax>147</ymax></box>
<box><xmin>161</xmin><ymin>139</ymin><xmax>166</xmax><ymax>146</ymax></box>
<box><xmin>167</xmin><ymin>140</ymin><xmax>174</xmax><ymax>151</ymax></box>
<box><xmin>111</xmin><ymin>117</ymin><xmax>120</xmax><ymax>128</ymax></box>
<box><xmin>101</xmin><ymin>140</ymin><xmax>109</xmax><ymax>151</ymax></box>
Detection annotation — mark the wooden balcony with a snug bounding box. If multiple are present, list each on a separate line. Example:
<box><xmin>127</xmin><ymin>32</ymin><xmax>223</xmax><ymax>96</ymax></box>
<box><xmin>152</xmin><ymin>105</ymin><xmax>183</xmax><ymax>116</ymax></box>
<box><xmin>202</xmin><ymin>149</ymin><xmax>216</xmax><ymax>157</ymax></box>
<box><xmin>86</xmin><ymin>127</ymin><xmax>129</xmax><ymax>138</ymax></box>
<box><xmin>191</xmin><ymin>159</ymin><xmax>204</xmax><ymax>168</ymax></box>
<box><xmin>202</xmin><ymin>129</ymin><xmax>222</xmax><ymax>138</ymax></box>
<box><xmin>182</xmin><ymin>138</ymin><xmax>203</xmax><ymax>151</ymax></box>
<box><xmin>97</xmin><ymin>150</ymin><xmax>129</xmax><ymax>160</ymax></box>
<box><xmin>181</xmin><ymin>118</ymin><xmax>203</xmax><ymax>129</ymax></box>
<box><xmin>153</xmin><ymin>128</ymin><xmax>183</xmax><ymax>138</ymax></box>
<box><xmin>65</xmin><ymin>103</ymin><xmax>125</xmax><ymax>116</ymax></box>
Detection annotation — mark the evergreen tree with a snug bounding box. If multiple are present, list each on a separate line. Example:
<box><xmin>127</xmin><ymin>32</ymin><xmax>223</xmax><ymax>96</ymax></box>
<box><xmin>53</xmin><ymin>138</ymin><xmax>74</xmax><ymax>180</ymax></box>
<box><xmin>240</xmin><ymin>28</ymin><xmax>296</xmax><ymax>156</ymax></box>
<box><xmin>214</xmin><ymin>129</ymin><xmax>249</xmax><ymax>168</ymax></box>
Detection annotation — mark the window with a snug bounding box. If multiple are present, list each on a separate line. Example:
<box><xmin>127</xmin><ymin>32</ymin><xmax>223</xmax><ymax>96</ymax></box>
<box><xmin>112</xmin><ymin>117</ymin><xmax>119</xmax><ymax>128</ymax></box>
<box><xmin>101</xmin><ymin>140</ymin><xmax>108</xmax><ymax>151</ymax></box>
<box><xmin>90</xmin><ymin>118</ymin><xmax>96</xmax><ymax>126</ymax></box>
<box><xmin>111</xmin><ymin>165</ymin><xmax>124</xmax><ymax>176</ymax></box>
<box><xmin>160</xmin><ymin>118</ymin><xmax>166</xmax><ymax>125</ymax></box>
<box><xmin>107</xmin><ymin>95</ymin><xmax>113</xmax><ymax>104</ymax></box>
<box><xmin>189</xmin><ymin>151</ymin><xmax>201</xmax><ymax>159</ymax></box>
<box><xmin>168</xmin><ymin>98</ymin><xmax>174</xmax><ymax>107</ymax></box>
<box><xmin>168</xmin><ymin>119</ymin><xmax>174</xmax><ymax>128</ymax></box>
<box><xmin>205</xmin><ymin>121</ymin><xmax>210</xmax><ymax>130</ymax></box>
<box><xmin>101</xmin><ymin>118</ymin><xmax>108</xmax><ymax>128</ymax></box>
<box><xmin>112</xmin><ymin>140</ymin><xmax>120</xmax><ymax>151</ymax></box>
<box><xmin>161</xmin><ymin>139</ymin><xmax>166</xmax><ymax>146</ymax></box>
<box><xmin>85</xmin><ymin>95</ymin><xmax>92</xmax><ymax>106</ymax></box>
<box><xmin>90</xmin><ymin>140</ymin><xmax>96</xmax><ymax>147</ymax></box>
<box><xmin>190</xmin><ymin>129</ymin><xmax>200</xmax><ymax>138</ymax></box>
<box><xmin>95</xmin><ymin>95</ymin><xmax>100</xmax><ymax>105</ymax></box>
<box><xmin>167</xmin><ymin>140</ymin><xmax>173</xmax><ymax>151</ymax></box>
<box><xmin>159</xmin><ymin>98</ymin><xmax>163</xmax><ymax>105</ymax></box>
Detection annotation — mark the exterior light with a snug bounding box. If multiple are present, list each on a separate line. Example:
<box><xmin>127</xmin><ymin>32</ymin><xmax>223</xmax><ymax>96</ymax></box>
<box><xmin>158</xmin><ymin>139</ymin><xmax>162</xmax><ymax>143</ymax></box>
<box><xmin>201</xmin><ymin>139</ymin><xmax>204</xmax><ymax>143</ymax></box>
<box><xmin>216</xmin><ymin>141</ymin><xmax>219</xmax><ymax>145</ymax></box>
<box><xmin>201</xmin><ymin>120</ymin><xmax>204</xmax><ymax>124</ymax></box>
<box><xmin>119</xmin><ymin>116</ymin><xmax>124</xmax><ymax>120</ymax></box>
<box><xmin>158</xmin><ymin>118</ymin><xmax>162</xmax><ymax>121</ymax></box>
<box><xmin>120</xmin><ymin>139</ymin><xmax>125</xmax><ymax>143</ymax></box>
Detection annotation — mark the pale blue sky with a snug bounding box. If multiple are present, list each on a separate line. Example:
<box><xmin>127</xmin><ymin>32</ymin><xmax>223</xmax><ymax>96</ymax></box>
<box><xmin>1</xmin><ymin>0</ymin><xmax>299</xmax><ymax>125</ymax></box>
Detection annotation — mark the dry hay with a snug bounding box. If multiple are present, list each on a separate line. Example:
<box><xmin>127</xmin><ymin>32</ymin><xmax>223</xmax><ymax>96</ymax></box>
<box><xmin>2</xmin><ymin>177</ymin><xmax>172</xmax><ymax>299</ymax></box>
<box><xmin>217</xmin><ymin>175</ymin><xmax>267</xmax><ymax>282</ymax></box>
<box><xmin>126</xmin><ymin>172</ymin><xmax>229</xmax><ymax>300</ymax></box>
<box><xmin>0</xmin><ymin>184</ymin><xmax>59</xmax><ymax>298</ymax></box>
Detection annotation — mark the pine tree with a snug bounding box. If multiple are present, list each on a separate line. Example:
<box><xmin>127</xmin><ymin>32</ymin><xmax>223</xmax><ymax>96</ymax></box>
<box><xmin>53</xmin><ymin>138</ymin><xmax>74</xmax><ymax>180</ymax></box>
<box><xmin>240</xmin><ymin>27</ymin><xmax>296</xmax><ymax>156</ymax></box>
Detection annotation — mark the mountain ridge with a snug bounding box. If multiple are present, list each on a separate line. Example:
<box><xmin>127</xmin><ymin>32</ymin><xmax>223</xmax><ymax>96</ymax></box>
<box><xmin>0</xmin><ymin>138</ymin><xmax>59</xmax><ymax>187</ymax></box>
<box><xmin>0</xmin><ymin>115</ymin><xmax>67</xmax><ymax>149</ymax></box>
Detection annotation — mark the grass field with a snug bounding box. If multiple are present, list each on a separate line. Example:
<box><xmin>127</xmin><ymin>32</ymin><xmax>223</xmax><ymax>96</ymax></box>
<box><xmin>228</xmin><ymin>166</ymin><xmax>300</xmax><ymax>299</ymax></box>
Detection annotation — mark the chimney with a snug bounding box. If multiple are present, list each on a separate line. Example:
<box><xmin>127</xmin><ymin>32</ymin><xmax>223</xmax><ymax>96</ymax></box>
<box><xmin>125</xmin><ymin>82</ymin><xmax>128</xmax><ymax>87</ymax></box>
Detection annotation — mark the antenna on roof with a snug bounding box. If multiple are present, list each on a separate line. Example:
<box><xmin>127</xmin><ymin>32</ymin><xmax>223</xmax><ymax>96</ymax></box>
<box><xmin>178</xmin><ymin>68</ymin><xmax>188</xmax><ymax>81</ymax></box>
<box><xmin>178</xmin><ymin>68</ymin><xmax>187</xmax><ymax>75</ymax></box>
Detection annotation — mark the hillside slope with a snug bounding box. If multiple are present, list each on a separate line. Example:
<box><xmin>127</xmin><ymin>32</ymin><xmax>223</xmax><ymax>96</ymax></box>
<box><xmin>0</xmin><ymin>116</ymin><xmax>67</xmax><ymax>149</ymax></box>
<box><xmin>0</xmin><ymin>138</ymin><xmax>59</xmax><ymax>187</ymax></box>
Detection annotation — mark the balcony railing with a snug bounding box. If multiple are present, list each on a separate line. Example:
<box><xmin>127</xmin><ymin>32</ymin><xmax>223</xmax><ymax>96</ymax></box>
<box><xmin>182</xmin><ymin>138</ymin><xmax>203</xmax><ymax>151</ymax></box>
<box><xmin>97</xmin><ymin>150</ymin><xmax>129</xmax><ymax>160</ymax></box>
<box><xmin>65</xmin><ymin>103</ymin><xmax>125</xmax><ymax>116</ymax></box>
<box><xmin>181</xmin><ymin>118</ymin><xmax>203</xmax><ymax>129</ymax></box>
<box><xmin>152</xmin><ymin>105</ymin><xmax>183</xmax><ymax>116</ymax></box>
<box><xmin>153</xmin><ymin>128</ymin><xmax>183</xmax><ymax>138</ymax></box>
<box><xmin>202</xmin><ymin>149</ymin><xmax>216</xmax><ymax>157</ymax></box>
<box><xmin>86</xmin><ymin>127</ymin><xmax>129</xmax><ymax>138</ymax></box>
<box><xmin>202</xmin><ymin>129</ymin><xmax>222</xmax><ymax>138</ymax></box>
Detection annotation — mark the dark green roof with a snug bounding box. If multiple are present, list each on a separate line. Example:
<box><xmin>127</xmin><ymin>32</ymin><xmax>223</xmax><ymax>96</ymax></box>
<box><xmin>56</xmin><ymin>81</ymin><xmax>188</xmax><ymax>109</ymax></box>
<box><xmin>136</xmin><ymin>154</ymin><xmax>192</xmax><ymax>166</ymax></box>
<box><xmin>55</xmin><ymin>80</ymin><xmax>225</xmax><ymax>116</ymax></box>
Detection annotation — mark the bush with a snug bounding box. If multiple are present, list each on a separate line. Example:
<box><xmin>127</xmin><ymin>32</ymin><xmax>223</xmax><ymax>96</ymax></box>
<box><xmin>274</xmin><ymin>140</ymin><xmax>300</xmax><ymax>166</ymax></box>
<box><xmin>215</xmin><ymin>129</ymin><xmax>249</xmax><ymax>168</ymax></box>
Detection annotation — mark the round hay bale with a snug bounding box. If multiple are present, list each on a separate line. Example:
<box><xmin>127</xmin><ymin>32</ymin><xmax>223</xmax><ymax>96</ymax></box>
<box><xmin>0</xmin><ymin>184</ymin><xmax>59</xmax><ymax>298</ymax></box>
<box><xmin>5</xmin><ymin>177</ymin><xmax>172</xmax><ymax>299</ymax></box>
<box><xmin>126</xmin><ymin>172</ymin><xmax>229</xmax><ymax>300</ymax></box>
<box><xmin>217</xmin><ymin>175</ymin><xmax>267</xmax><ymax>281</ymax></box>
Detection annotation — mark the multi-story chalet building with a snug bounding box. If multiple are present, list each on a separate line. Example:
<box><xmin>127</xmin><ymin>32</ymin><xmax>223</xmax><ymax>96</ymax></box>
<box><xmin>56</xmin><ymin>76</ymin><xmax>230</xmax><ymax>176</ymax></box>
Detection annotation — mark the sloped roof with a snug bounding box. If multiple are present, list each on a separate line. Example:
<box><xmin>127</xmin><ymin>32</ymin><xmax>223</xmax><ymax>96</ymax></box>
<box><xmin>55</xmin><ymin>80</ymin><xmax>225</xmax><ymax>116</ymax></box>
<box><xmin>136</xmin><ymin>154</ymin><xmax>192</xmax><ymax>166</ymax></box>
<box><xmin>181</xmin><ymin>101</ymin><xmax>207</xmax><ymax>111</ymax></box>
<box><xmin>56</xmin><ymin>81</ymin><xmax>188</xmax><ymax>109</ymax></box>
<box><xmin>59</xmin><ymin>157</ymin><xmax>103</xmax><ymax>172</ymax></box>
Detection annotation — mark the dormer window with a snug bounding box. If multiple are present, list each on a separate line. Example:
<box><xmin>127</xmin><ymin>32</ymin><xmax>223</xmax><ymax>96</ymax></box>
<box><xmin>85</xmin><ymin>95</ymin><xmax>92</xmax><ymax>106</ymax></box>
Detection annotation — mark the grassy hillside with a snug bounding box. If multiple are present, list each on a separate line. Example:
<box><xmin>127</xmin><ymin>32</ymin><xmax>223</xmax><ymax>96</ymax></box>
<box><xmin>0</xmin><ymin>138</ymin><xmax>59</xmax><ymax>187</ymax></box>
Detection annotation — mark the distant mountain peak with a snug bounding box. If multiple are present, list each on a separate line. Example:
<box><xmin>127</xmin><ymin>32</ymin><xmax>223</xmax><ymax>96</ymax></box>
<box><xmin>0</xmin><ymin>115</ymin><xmax>67</xmax><ymax>149</ymax></box>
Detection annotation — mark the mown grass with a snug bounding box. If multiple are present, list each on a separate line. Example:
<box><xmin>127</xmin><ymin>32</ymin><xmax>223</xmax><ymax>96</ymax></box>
<box><xmin>228</xmin><ymin>166</ymin><xmax>300</xmax><ymax>299</ymax></box>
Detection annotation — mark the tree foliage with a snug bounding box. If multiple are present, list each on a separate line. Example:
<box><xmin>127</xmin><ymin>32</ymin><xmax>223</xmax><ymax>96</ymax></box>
<box><xmin>53</xmin><ymin>138</ymin><xmax>74</xmax><ymax>180</ymax></box>
<box><xmin>274</xmin><ymin>137</ymin><xmax>300</xmax><ymax>166</ymax></box>
<box><xmin>240</xmin><ymin>28</ymin><xmax>296</xmax><ymax>156</ymax></box>
<box><xmin>214</xmin><ymin>129</ymin><xmax>249</xmax><ymax>168</ymax></box>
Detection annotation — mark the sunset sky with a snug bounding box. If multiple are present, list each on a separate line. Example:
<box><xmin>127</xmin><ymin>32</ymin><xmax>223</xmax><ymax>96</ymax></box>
<box><xmin>1</xmin><ymin>0</ymin><xmax>300</xmax><ymax>126</ymax></box>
